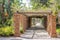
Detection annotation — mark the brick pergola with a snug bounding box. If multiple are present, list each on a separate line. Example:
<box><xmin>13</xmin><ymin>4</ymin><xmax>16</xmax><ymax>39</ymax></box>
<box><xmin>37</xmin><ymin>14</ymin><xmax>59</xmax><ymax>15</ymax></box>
<box><xmin>13</xmin><ymin>11</ymin><xmax>57</xmax><ymax>37</ymax></box>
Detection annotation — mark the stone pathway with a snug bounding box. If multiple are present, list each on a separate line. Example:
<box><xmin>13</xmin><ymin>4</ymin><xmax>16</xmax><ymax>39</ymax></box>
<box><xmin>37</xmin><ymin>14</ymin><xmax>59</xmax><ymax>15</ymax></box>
<box><xmin>0</xmin><ymin>37</ymin><xmax>60</xmax><ymax>40</ymax></box>
<box><xmin>0</xmin><ymin>27</ymin><xmax>60</xmax><ymax>40</ymax></box>
<box><xmin>0</xmin><ymin>29</ymin><xmax>60</xmax><ymax>40</ymax></box>
<box><xmin>20</xmin><ymin>29</ymin><xmax>51</xmax><ymax>39</ymax></box>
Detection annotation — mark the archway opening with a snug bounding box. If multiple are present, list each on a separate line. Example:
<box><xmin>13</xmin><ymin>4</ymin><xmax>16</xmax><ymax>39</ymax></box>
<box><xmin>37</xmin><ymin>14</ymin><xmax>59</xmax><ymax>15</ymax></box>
<box><xmin>27</xmin><ymin>16</ymin><xmax>47</xmax><ymax>30</ymax></box>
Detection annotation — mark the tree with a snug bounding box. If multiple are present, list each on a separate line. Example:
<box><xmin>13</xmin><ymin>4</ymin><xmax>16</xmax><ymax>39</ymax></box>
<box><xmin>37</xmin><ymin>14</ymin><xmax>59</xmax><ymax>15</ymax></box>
<box><xmin>56</xmin><ymin>0</ymin><xmax>60</xmax><ymax>10</ymax></box>
<box><xmin>0</xmin><ymin>0</ymin><xmax>4</xmax><ymax>27</ymax></box>
<box><xmin>0</xmin><ymin>0</ymin><xmax>14</xmax><ymax>27</ymax></box>
<box><xmin>11</xmin><ymin>0</ymin><xmax>21</xmax><ymax>13</ymax></box>
<box><xmin>30</xmin><ymin>0</ymin><xmax>50</xmax><ymax>10</ymax></box>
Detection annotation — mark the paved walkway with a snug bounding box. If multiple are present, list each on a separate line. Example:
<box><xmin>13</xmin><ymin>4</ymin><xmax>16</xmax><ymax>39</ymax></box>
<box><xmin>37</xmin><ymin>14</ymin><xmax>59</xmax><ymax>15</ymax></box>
<box><xmin>0</xmin><ymin>27</ymin><xmax>60</xmax><ymax>40</ymax></box>
<box><xmin>20</xmin><ymin>27</ymin><xmax>50</xmax><ymax>39</ymax></box>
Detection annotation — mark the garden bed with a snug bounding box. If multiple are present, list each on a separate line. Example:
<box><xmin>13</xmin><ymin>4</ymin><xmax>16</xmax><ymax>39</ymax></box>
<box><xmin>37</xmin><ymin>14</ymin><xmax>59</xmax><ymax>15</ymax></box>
<box><xmin>0</xmin><ymin>25</ymin><xmax>24</xmax><ymax>37</ymax></box>
<box><xmin>0</xmin><ymin>26</ymin><xmax>14</xmax><ymax>37</ymax></box>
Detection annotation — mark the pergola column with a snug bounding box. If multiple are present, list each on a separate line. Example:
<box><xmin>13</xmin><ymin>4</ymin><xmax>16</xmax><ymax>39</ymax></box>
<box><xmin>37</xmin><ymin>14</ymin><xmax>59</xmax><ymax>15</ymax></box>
<box><xmin>50</xmin><ymin>15</ymin><xmax>57</xmax><ymax>37</ymax></box>
<box><xmin>13</xmin><ymin>13</ymin><xmax>20</xmax><ymax>37</ymax></box>
<box><xmin>47</xmin><ymin>14</ymin><xmax>57</xmax><ymax>37</ymax></box>
<box><xmin>20</xmin><ymin>14</ymin><xmax>28</xmax><ymax>32</ymax></box>
<box><xmin>47</xmin><ymin>14</ymin><xmax>51</xmax><ymax>34</ymax></box>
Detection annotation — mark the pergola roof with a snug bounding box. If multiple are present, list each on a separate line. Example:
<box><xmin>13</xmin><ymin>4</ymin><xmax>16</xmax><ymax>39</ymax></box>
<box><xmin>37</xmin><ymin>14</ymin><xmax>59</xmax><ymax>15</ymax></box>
<box><xmin>18</xmin><ymin>10</ymin><xmax>52</xmax><ymax>16</ymax></box>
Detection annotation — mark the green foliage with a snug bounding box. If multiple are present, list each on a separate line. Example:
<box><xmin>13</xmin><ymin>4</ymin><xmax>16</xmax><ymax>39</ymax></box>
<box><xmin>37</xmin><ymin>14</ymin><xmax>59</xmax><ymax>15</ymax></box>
<box><xmin>56</xmin><ymin>29</ymin><xmax>60</xmax><ymax>34</ymax></box>
<box><xmin>30</xmin><ymin>0</ymin><xmax>50</xmax><ymax>10</ymax></box>
<box><xmin>56</xmin><ymin>25</ymin><xmax>60</xmax><ymax>34</ymax></box>
<box><xmin>20</xmin><ymin>27</ymin><xmax>24</xmax><ymax>33</ymax></box>
<box><xmin>0</xmin><ymin>13</ymin><xmax>2</xmax><ymax>26</ymax></box>
<box><xmin>0</xmin><ymin>0</ymin><xmax>3</xmax><ymax>27</ymax></box>
<box><xmin>4</xmin><ymin>18</ymin><xmax>13</xmax><ymax>26</ymax></box>
<box><xmin>0</xmin><ymin>0</ymin><xmax>13</xmax><ymax>27</ymax></box>
<box><xmin>0</xmin><ymin>0</ymin><xmax>3</xmax><ymax>3</ymax></box>
<box><xmin>0</xmin><ymin>26</ymin><xmax>14</xmax><ymax>36</ymax></box>
<box><xmin>20</xmin><ymin>23</ymin><xmax>24</xmax><ymax>33</ymax></box>
<box><xmin>4</xmin><ymin>0</ymin><xmax>13</xmax><ymax>19</ymax></box>
<box><xmin>11</xmin><ymin>0</ymin><xmax>21</xmax><ymax>13</ymax></box>
<box><xmin>0</xmin><ymin>17</ymin><xmax>13</xmax><ymax>27</ymax></box>
<box><xmin>56</xmin><ymin>0</ymin><xmax>60</xmax><ymax>10</ymax></box>
<box><xmin>58</xmin><ymin>5</ymin><xmax>60</xmax><ymax>10</ymax></box>
<box><xmin>30</xmin><ymin>0</ymin><xmax>60</xmax><ymax>16</ymax></box>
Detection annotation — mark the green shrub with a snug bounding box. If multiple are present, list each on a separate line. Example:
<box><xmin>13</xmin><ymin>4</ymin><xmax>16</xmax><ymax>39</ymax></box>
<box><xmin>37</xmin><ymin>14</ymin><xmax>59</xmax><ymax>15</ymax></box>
<box><xmin>56</xmin><ymin>25</ymin><xmax>60</xmax><ymax>34</ymax></box>
<box><xmin>20</xmin><ymin>27</ymin><xmax>24</xmax><ymax>33</ymax></box>
<box><xmin>56</xmin><ymin>29</ymin><xmax>60</xmax><ymax>34</ymax></box>
<box><xmin>20</xmin><ymin>23</ymin><xmax>24</xmax><ymax>33</ymax></box>
<box><xmin>0</xmin><ymin>26</ymin><xmax>14</xmax><ymax>36</ymax></box>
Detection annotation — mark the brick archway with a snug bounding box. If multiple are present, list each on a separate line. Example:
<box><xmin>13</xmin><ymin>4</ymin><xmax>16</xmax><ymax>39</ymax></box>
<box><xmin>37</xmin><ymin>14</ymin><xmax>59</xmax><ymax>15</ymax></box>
<box><xmin>13</xmin><ymin>11</ymin><xmax>57</xmax><ymax>37</ymax></box>
<box><xmin>27</xmin><ymin>16</ymin><xmax>47</xmax><ymax>29</ymax></box>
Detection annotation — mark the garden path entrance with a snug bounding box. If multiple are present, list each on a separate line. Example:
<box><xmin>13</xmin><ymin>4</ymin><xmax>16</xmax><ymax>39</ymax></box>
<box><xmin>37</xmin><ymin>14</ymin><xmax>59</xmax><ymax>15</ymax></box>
<box><xmin>20</xmin><ymin>27</ymin><xmax>50</xmax><ymax>39</ymax></box>
<box><xmin>20</xmin><ymin>17</ymin><xmax>50</xmax><ymax>39</ymax></box>
<box><xmin>13</xmin><ymin>11</ymin><xmax>57</xmax><ymax>37</ymax></box>
<box><xmin>27</xmin><ymin>16</ymin><xmax>47</xmax><ymax>29</ymax></box>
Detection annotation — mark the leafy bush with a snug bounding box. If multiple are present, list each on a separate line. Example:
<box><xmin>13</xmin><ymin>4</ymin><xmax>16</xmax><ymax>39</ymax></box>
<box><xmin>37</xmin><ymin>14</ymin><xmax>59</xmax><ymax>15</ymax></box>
<box><xmin>56</xmin><ymin>25</ymin><xmax>60</xmax><ymax>34</ymax></box>
<box><xmin>56</xmin><ymin>29</ymin><xmax>60</xmax><ymax>34</ymax></box>
<box><xmin>0</xmin><ymin>26</ymin><xmax>14</xmax><ymax>36</ymax></box>
<box><xmin>4</xmin><ymin>18</ymin><xmax>13</xmax><ymax>26</ymax></box>
<box><xmin>20</xmin><ymin>23</ymin><xmax>24</xmax><ymax>33</ymax></box>
<box><xmin>20</xmin><ymin>27</ymin><xmax>24</xmax><ymax>33</ymax></box>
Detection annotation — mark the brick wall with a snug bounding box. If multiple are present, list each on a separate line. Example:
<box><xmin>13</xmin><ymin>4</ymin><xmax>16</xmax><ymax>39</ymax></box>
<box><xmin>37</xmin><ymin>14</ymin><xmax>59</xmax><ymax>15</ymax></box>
<box><xmin>50</xmin><ymin>15</ymin><xmax>57</xmax><ymax>37</ymax></box>
<box><xmin>47</xmin><ymin>14</ymin><xmax>51</xmax><ymax>34</ymax></box>
<box><xmin>20</xmin><ymin>14</ymin><xmax>28</xmax><ymax>32</ymax></box>
<box><xmin>47</xmin><ymin>14</ymin><xmax>57</xmax><ymax>37</ymax></box>
<box><xmin>13</xmin><ymin>13</ymin><xmax>20</xmax><ymax>37</ymax></box>
<box><xmin>13</xmin><ymin>13</ymin><xmax>28</xmax><ymax>36</ymax></box>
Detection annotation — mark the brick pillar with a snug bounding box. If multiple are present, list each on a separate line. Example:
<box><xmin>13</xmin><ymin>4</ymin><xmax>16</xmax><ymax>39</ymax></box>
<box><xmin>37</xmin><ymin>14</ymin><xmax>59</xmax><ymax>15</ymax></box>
<box><xmin>47</xmin><ymin>14</ymin><xmax>57</xmax><ymax>37</ymax></box>
<box><xmin>24</xmin><ymin>16</ymin><xmax>28</xmax><ymax>31</ymax></box>
<box><xmin>49</xmin><ymin>14</ymin><xmax>53</xmax><ymax>35</ymax></box>
<box><xmin>47</xmin><ymin>15</ymin><xmax>50</xmax><ymax>33</ymax></box>
<box><xmin>50</xmin><ymin>15</ymin><xmax>57</xmax><ymax>37</ymax></box>
<box><xmin>23</xmin><ymin>15</ymin><xmax>28</xmax><ymax>31</ymax></box>
<box><xmin>47</xmin><ymin>14</ymin><xmax>51</xmax><ymax>35</ymax></box>
<box><xmin>19</xmin><ymin>14</ymin><xmax>28</xmax><ymax>32</ymax></box>
<box><xmin>13</xmin><ymin>13</ymin><xmax>20</xmax><ymax>37</ymax></box>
